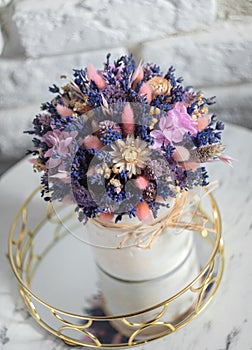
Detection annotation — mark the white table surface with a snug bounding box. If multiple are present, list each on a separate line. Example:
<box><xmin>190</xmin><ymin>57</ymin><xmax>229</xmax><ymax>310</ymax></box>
<box><xmin>0</xmin><ymin>123</ymin><xmax>252</xmax><ymax>350</ymax></box>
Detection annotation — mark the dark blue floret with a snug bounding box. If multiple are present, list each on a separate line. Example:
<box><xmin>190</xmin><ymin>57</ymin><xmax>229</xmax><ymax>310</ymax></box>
<box><xmin>100</xmin><ymin>129</ymin><xmax>122</xmax><ymax>145</ymax></box>
<box><xmin>106</xmin><ymin>185</ymin><xmax>126</xmax><ymax>204</ymax></box>
<box><xmin>164</xmin><ymin>66</ymin><xmax>177</xmax><ymax>87</ymax></box>
<box><xmin>161</xmin><ymin>143</ymin><xmax>175</xmax><ymax>159</ymax></box>
<box><xmin>119</xmin><ymin>170</ymin><xmax>129</xmax><ymax>182</ymax></box>
<box><xmin>216</xmin><ymin>121</ymin><xmax>225</xmax><ymax>130</ymax></box>
<box><xmin>193</xmin><ymin>126</ymin><xmax>222</xmax><ymax>147</ymax></box>
<box><xmin>49</xmin><ymin>84</ymin><xmax>60</xmax><ymax>93</ymax></box>
<box><xmin>135</xmin><ymin>125</ymin><xmax>154</xmax><ymax>145</ymax></box>
<box><xmin>156</xmin><ymin>179</ymin><xmax>176</xmax><ymax>200</ymax></box>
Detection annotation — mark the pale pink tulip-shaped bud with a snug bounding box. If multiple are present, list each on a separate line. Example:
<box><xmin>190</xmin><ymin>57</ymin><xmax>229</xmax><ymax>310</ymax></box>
<box><xmin>56</xmin><ymin>104</ymin><xmax>73</xmax><ymax>117</ymax></box>
<box><xmin>87</xmin><ymin>64</ymin><xmax>106</xmax><ymax>90</ymax></box>
<box><xmin>99</xmin><ymin>212</ymin><xmax>114</xmax><ymax>222</ymax></box>
<box><xmin>218</xmin><ymin>154</ymin><xmax>234</xmax><ymax>167</ymax></box>
<box><xmin>136</xmin><ymin>202</ymin><xmax>151</xmax><ymax>222</ymax></box>
<box><xmin>139</xmin><ymin>83</ymin><xmax>152</xmax><ymax>104</ymax></box>
<box><xmin>122</xmin><ymin>103</ymin><xmax>135</xmax><ymax>136</ymax></box>
<box><xmin>197</xmin><ymin>115</ymin><xmax>211</xmax><ymax>131</ymax></box>
<box><xmin>135</xmin><ymin>176</ymin><xmax>150</xmax><ymax>190</ymax></box>
<box><xmin>132</xmin><ymin>63</ymin><xmax>144</xmax><ymax>89</ymax></box>
<box><xmin>173</xmin><ymin>146</ymin><xmax>190</xmax><ymax>162</ymax></box>
<box><xmin>83</xmin><ymin>135</ymin><xmax>103</xmax><ymax>150</ymax></box>
<box><xmin>180</xmin><ymin>162</ymin><xmax>200</xmax><ymax>171</ymax></box>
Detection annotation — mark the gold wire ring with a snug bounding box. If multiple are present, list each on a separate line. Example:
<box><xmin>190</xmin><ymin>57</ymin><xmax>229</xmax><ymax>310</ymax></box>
<box><xmin>8</xmin><ymin>187</ymin><xmax>224</xmax><ymax>348</ymax></box>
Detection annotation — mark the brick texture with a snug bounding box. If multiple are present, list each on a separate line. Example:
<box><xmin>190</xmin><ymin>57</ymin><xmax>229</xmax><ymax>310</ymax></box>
<box><xmin>0</xmin><ymin>26</ymin><xmax>3</xmax><ymax>54</ymax></box>
<box><xmin>0</xmin><ymin>103</ymin><xmax>38</xmax><ymax>159</ymax></box>
<box><xmin>0</xmin><ymin>47</ymin><xmax>127</xmax><ymax>108</ymax></box>
<box><xmin>140</xmin><ymin>18</ymin><xmax>252</xmax><ymax>87</ymax></box>
<box><xmin>12</xmin><ymin>0</ymin><xmax>216</xmax><ymax>58</ymax></box>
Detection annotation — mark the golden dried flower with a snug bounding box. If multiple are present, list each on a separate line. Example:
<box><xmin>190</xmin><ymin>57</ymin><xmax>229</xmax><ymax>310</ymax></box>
<box><xmin>147</xmin><ymin>76</ymin><xmax>172</xmax><ymax>97</ymax></box>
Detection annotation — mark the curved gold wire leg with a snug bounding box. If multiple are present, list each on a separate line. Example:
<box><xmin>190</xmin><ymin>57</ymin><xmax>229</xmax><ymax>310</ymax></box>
<box><xmin>122</xmin><ymin>303</ymin><xmax>169</xmax><ymax>328</ymax></box>
<box><xmin>19</xmin><ymin>288</ymin><xmax>41</xmax><ymax>322</ymax></box>
<box><xmin>57</xmin><ymin>326</ymin><xmax>102</xmax><ymax>347</ymax></box>
<box><xmin>190</xmin><ymin>241</ymin><xmax>224</xmax><ymax>314</ymax></box>
<box><xmin>51</xmin><ymin>309</ymin><xmax>93</xmax><ymax>329</ymax></box>
<box><xmin>128</xmin><ymin>322</ymin><xmax>175</xmax><ymax>346</ymax></box>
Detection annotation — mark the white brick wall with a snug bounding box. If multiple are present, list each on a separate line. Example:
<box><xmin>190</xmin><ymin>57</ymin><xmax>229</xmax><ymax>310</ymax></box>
<box><xmin>0</xmin><ymin>47</ymin><xmax>127</xmax><ymax>108</ymax></box>
<box><xmin>0</xmin><ymin>0</ymin><xmax>252</xmax><ymax>173</ymax></box>
<box><xmin>0</xmin><ymin>26</ymin><xmax>3</xmax><ymax>54</ymax></box>
<box><xmin>0</xmin><ymin>0</ymin><xmax>11</xmax><ymax>7</ymax></box>
<box><xmin>203</xmin><ymin>83</ymin><xmax>252</xmax><ymax>130</ymax></box>
<box><xmin>0</xmin><ymin>104</ymin><xmax>38</xmax><ymax>160</ymax></box>
<box><xmin>12</xmin><ymin>0</ymin><xmax>216</xmax><ymax>58</ymax></box>
<box><xmin>139</xmin><ymin>18</ymin><xmax>252</xmax><ymax>87</ymax></box>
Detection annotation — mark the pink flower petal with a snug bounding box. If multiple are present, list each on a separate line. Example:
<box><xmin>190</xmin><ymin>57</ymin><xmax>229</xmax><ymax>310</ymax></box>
<box><xmin>197</xmin><ymin>115</ymin><xmax>211</xmax><ymax>131</ymax></box>
<box><xmin>87</xmin><ymin>64</ymin><xmax>106</xmax><ymax>90</ymax></box>
<box><xmin>173</xmin><ymin>146</ymin><xmax>190</xmax><ymax>162</ymax></box>
<box><xmin>47</xmin><ymin>157</ymin><xmax>62</xmax><ymax>169</ymax></box>
<box><xmin>170</xmin><ymin>128</ymin><xmax>184</xmax><ymax>143</ymax></box>
<box><xmin>150</xmin><ymin>129</ymin><xmax>164</xmax><ymax>139</ymax></box>
<box><xmin>56</xmin><ymin>104</ymin><xmax>73</xmax><ymax>117</ymax></box>
<box><xmin>163</xmin><ymin>128</ymin><xmax>174</xmax><ymax>143</ymax></box>
<box><xmin>44</xmin><ymin>148</ymin><xmax>54</xmax><ymax>158</ymax></box>
<box><xmin>122</xmin><ymin>103</ymin><xmax>135</xmax><ymax>135</ymax></box>
<box><xmin>139</xmin><ymin>83</ymin><xmax>152</xmax><ymax>103</ymax></box>
<box><xmin>159</xmin><ymin>116</ymin><xmax>167</xmax><ymax>131</ymax></box>
<box><xmin>132</xmin><ymin>62</ymin><xmax>144</xmax><ymax>87</ymax></box>
<box><xmin>50</xmin><ymin>171</ymin><xmax>71</xmax><ymax>183</ymax></box>
<box><xmin>135</xmin><ymin>176</ymin><xmax>149</xmax><ymax>190</ymax></box>
<box><xmin>83</xmin><ymin>135</ymin><xmax>103</xmax><ymax>150</ymax></box>
<box><xmin>181</xmin><ymin>162</ymin><xmax>200</xmax><ymax>171</ymax></box>
<box><xmin>218</xmin><ymin>154</ymin><xmax>235</xmax><ymax>167</ymax></box>
<box><xmin>136</xmin><ymin>202</ymin><xmax>151</xmax><ymax>222</ymax></box>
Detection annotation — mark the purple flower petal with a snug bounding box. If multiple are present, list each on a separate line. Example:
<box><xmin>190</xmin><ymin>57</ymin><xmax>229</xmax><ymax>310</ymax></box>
<box><xmin>159</xmin><ymin>116</ymin><xmax>167</xmax><ymax>131</ymax></box>
<box><xmin>163</xmin><ymin>129</ymin><xmax>173</xmax><ymax>143</ymax></box>
<box><xmin>47</xmin><ymin>157</ymin><xmax>62</xmax><ymax>169</ymax></box>
<box><xmin>171</xmin><ymin>128</ymin><xmax>184</xmax><ymax>143</ymax></box>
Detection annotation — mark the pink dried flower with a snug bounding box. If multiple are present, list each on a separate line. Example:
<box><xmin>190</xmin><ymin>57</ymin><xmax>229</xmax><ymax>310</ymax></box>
<box><xmin>56</xmin><ymin>104</ymin><xmax>73</xmax><ymax>117</ymax></box>
<box><xmin>139</xmin><ymin>83</ymin><xmax>152</xmax><ymax>103</ymax></box>
<box><xmin>135</xmin><ymin>176</ymin><xmax>149</xmax><ymax>190</ymax></box>
<box><xmin>83</xmin><ymin>135</ymin><xmax>103</xmax><ymax>150</ymax></box>
<box><xmin>122</xmin><ymin>103</ymin><xmax>135</xmax><ymax>136</ymax></box>
<box><xmin>150</xmin><ymin>103</ymin><xmax>198</xmax><ymax>148</ymax></box>
<box><xmin>172</xmin><ymin>146</ymin><xmax>190</xmax><ymax>162</ymax></box>
<box><xmin>43</xmin><ymin>130</ymin><xmax>77</xmax><ymax>158</ymax></box>
<box><xmin>136</xmin><ymin>201</ymin><xmax>151</xmax><ymax>222</ymax></box>
<box><xmin>87</xmin><ymin>64</ymin><xmax>107</xmax><ymax>90</ymax></box>
<box><xmin>132</xmin><ymin>62</ymin><xmax>144</xmax><ymax>89</ymax></box>
<box><xmin>180</xmin><ymin>162</ymin><xmax>200</xmax><ymax>171</ymax></box>
<box><xmin>99</xmin><ymin>212</ymin><xmax>114</xmax><ymax>222</ymax></box>
<box><xmin>50</xmin><ymin>170</ymin><xmax>71</xmax><ymax>183</ymax></box>
<box><xmin>218</xmin><ymin>154</ymin><xmax>234</xmax><ymax>167</ymax></box>
<box><xmin>197</xmin><ymin>115</ymin><xmax>211</xmax><ymax>131</ymax></box>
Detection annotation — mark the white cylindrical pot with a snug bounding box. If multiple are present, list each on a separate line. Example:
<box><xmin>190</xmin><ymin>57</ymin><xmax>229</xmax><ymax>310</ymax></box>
<box><xmin>85</xmin><ymin>193</ymin><xmax>201</xmax><ymax>337</ymax></box>
<box><xmin>97</xmin><ymin>233</ymin><xmax>199</xmax><ymax>337</ymax></box>
<box><xmin>86</xmin><ymin>193</ymin><xmax>197</xmax><ymax>281</ymax></box>
<box><xmin>87</xmin><ymin>222</ymin><xmax>195</xmax><ymax>281</ymax></box>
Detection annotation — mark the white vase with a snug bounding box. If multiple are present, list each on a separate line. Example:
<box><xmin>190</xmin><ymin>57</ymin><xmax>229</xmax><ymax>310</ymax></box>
<box><xmin>97</xmin><ymin>235</ymin><xmax>199</xmax><ymax>337</ymax></box>
<box><xmin>85</xmin><ymin>195</ymin><xmax>200</xmax><ymax>337</ymax></box>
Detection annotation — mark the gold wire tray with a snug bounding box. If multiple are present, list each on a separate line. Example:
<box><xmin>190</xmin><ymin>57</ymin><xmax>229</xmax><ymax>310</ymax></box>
<box><xmin>9</xmin><ymin>187</ymin><xmax>224</xmax><ymax>348</ymax></box>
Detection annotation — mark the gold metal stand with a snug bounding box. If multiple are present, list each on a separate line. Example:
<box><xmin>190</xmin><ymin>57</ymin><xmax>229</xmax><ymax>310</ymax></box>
<box><xmin>9</xmin><ymin>187</ymin><xmax>224</xmax><ymax>348</ymax></box>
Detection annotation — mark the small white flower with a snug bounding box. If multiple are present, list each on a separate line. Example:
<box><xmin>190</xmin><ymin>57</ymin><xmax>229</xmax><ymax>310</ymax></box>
<box><xmin>109</xmin><ymin>135</ymin><xmax>151</xmax><ymax>178</ymax></box>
